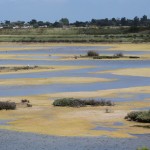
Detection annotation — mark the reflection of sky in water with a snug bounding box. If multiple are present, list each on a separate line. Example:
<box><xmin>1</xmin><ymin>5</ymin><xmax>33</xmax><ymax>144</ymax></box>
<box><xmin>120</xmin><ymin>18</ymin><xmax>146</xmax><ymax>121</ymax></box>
<box><xmin>103</xmin><ymin>93</ymin><xmax>150</xmax><ymax>102</ymax></box>
<box><xmin>92</xmin><ymin>126</ymin><xmax>117</xmax><ymax>131</ymax></box>
<box><xmin>16</xmin><ymin>55</ymin><xmax>61</xmax><ymax>60</ymax></box>
<box><xmin>0</xmin><ymin>46</ymin><xmax>149</xmax><ymax>99</ymax></box>
<box><xmin>0</xmin><ymin>59</ymin><xmax>150</xmax><ymax>68</ymax></box>
<box><xmin>0</xmin><ymin>75</ymin><xmax>150</xmax><ymax>97</ymax></box>
<box><xmin>113</xmin><ymin>122</ymin><xmax>124</xmax><ymax>126</ymax></box>
<box><xmin>0</xmin><ymin>46</ymin><xmax>149</xmax><ymax>56</ymax></box>
<box><xmin>0</xmin><ymin>120</ymin><xmax>11</xmax><ymax>126</ymax></box>
<box><xmin>133</xmin><ymin>107</ymin><xmax>150</xmax><ymax>111</ymax></box>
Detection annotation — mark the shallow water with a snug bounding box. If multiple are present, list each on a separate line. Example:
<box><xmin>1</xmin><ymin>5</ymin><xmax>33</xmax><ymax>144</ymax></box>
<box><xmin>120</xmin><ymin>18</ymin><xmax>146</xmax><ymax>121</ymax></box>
<box><xmin>1</xmin><ymin>59</ymin><xmax>150</xmax><ymax>68</ymax></box>
<box><xmin>92</xmin><ymin>126</ymin><xmax>117</xmax><ymax>131</ymax></box>
<box><xmin>0</xmin><ymin>129</ymin><xmax>150</xmax><ymax>150</ymax></box>
<box><xmin>0</xmin><ymin>75</ymin><xmax>150</xmax><ymax>97</ymax></box>
<box><xmin>0</xmin><ymin>120</ymin><xmax>11</xmax><ymax>126</ymax></box>
<box><xmin>0</xmin><ymin>46</ymin><xmax>149</xmax><ymax>56</ymax></box>
<box><xmin>113</xmin><ymin>122</ymin><xmax>124</xmax><ymax>126</ymax></box>
<box><xmin>0</xmin><ymin>46</ymin><xmax>150</xmax><ymax>100</ymax></box>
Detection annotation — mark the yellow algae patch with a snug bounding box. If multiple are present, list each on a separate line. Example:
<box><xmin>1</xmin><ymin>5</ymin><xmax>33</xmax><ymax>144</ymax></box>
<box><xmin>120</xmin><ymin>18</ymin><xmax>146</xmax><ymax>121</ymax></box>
<box><xmin>0</xmin><ymin>77</ymin><xmax>116</xmax><ymax>86</ymax></box>
<box><xmin>0</xmin><ymin>42</ymin><xmax>109</xmax><ymax>48</ymax></box>
<box><xmin>0</xmin><ymin>46</ymin><xmax>48</xmax><ymax>51</ymax></box>
<box><xmin>0</xmin><ymin>65</ymin><xmax>92</xmax><ymax>75</ymax></box>
<box><xmin>109</xmin><ymin>43</ymin><xmax>150</xmax><ymax>51</ymax></box>
<box><xmin>0</xmin><ymin>54</ymin><xmax>48</xmax><ymax>61</ymax></box>
<box><xmin>0</xmin><ymin>95</ymin><xmax>150</xmax><ymax>138</ymax></box>
<box><xmin>96</xmin><ymin>68</ymin><xmax>150</xmax><ymax>77</ymax></box>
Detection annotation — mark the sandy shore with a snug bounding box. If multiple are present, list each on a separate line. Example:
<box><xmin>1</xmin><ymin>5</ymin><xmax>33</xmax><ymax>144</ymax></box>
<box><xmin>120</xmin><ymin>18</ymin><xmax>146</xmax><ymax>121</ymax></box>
<box><xmin>95</xmin><ymin>68</ymin><xmax>150</xmax><ymax>77</ymax></box>
<box><xmin>0</xmin><ymin>65</ymin><xmax>92</xmax><ymax>75</ymax></box>
<box><xmin>0</xmin><ymin>77</ymin><xmax>115</xmax><ymax>86</ymax></box>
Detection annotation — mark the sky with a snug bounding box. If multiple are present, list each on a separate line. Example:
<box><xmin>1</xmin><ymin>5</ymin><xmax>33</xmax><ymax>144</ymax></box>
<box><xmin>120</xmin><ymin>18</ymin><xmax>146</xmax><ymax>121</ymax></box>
<box><xmin>0</xmin><ymin>0</ymin><xmax>150</xmax><ymax>22</ymax></box>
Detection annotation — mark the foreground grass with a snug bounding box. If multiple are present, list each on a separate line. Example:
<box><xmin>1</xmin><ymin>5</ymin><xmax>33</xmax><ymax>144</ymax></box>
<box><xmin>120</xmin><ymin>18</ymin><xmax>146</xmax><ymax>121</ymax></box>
<box><xmin>0</xmin><ymin>27</ymin><xmax>150</xmax><ymax>43</ymax></box>
<box><xmin>0</xmin><ymin>34</ymin><xmax>149</xmax><ymax>43</ymax></box>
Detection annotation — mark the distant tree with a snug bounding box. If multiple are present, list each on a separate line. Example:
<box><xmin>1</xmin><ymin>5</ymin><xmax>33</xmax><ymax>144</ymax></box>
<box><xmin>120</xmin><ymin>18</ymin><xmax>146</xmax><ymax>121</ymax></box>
<box><xmin>59</xmin><ymin>18</ymin><xmax>69</xmax><ymax>26</ymax></box>
<box><xmin>74</xmin><ymin>21</ymin><xmax>87</xmax><ymax>27</ymax></box>
<box><xmin>121</xmin><ymin>17</ymin><xmax>127</xmax><ymax>26</ymax></box>
<box><xmin>133</xmin><ymin>16</ymin><xmax>140</xmax><ymax>26</ymax></box>
<box><xmin>91</xmin><ymin>19</ymin><xmax>97</xmax><ymax>26</ymax></box>
<box><xmin>141</xmin><ymin>15</ymin><xmax>148</xmax><ymax>26</ymax></box>
<box><xmin>28</xmin><ymin>19</ymin><xmax>37</xmax><ymax>26</ymax></box>
<box><xmin>141</xmin><ymin>15</ymin><xmax>148</xmax><ymax>22</ymax></box>
<box><xmin>45</xmin><ymin>21</ymin><xmax>52</xmax><ymax>27</ymax></box>
<box><xmin>111</xmin><ymin>18</ymin><xmax>117</xmax><ymax>26</ymax></box>
<box><xmin>53</xmin><ymin>21</ymin><xmax>63</xmax><ymax>28</ymax></box>
<box><xmin>37</xmin><ymin>21</ymin><xmax>44</xmax><ymax>26</ymax></box>
<box><xmin>14</xmin><ymin>21</ymin><xmax>25</xmax><ymax>27</ymax></box>
<box><xmin>5</xmin><ymin>20</ymin><xmax>10</xmax><ymax>25</ymax></box>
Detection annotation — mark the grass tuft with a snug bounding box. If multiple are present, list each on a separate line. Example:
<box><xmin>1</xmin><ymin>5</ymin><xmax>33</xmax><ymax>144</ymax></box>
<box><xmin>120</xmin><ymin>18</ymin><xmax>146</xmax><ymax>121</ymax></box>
<box><xmin>0</xmin><ymin>101</ymin><xmax>16</xmax><ymax>110</ymax></box>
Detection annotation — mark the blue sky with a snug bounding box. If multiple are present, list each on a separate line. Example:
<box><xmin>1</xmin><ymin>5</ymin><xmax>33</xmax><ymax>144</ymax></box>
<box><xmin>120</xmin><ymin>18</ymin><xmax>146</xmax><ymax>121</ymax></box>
<box><xmin>0</xmin><ymin>0</ymin><xmax>150</xmax><ymax>22</ymax></box>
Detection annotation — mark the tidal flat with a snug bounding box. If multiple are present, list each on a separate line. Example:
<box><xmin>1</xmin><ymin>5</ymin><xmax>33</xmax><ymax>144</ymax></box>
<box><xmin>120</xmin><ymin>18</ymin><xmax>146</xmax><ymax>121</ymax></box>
<box><xmin>0</xmin><ymin>43</ymin><xmax>150</xmax><ymax>149</ymax></box>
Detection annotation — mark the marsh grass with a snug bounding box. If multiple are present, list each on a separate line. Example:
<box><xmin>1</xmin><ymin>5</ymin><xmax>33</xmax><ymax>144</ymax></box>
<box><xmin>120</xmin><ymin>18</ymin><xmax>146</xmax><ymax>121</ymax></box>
<box><xmin>0</xmin><ymin>101</ymin><xmax>16</xmax><ymax>110</ymax></box>
<box><xmin>87</xmin><ymin>51</ymin><xmax>99</xmax><ymax>57</ymax></box>
<box><xmin>125</xmin><ymin>110</ymin><xmax>150</xmax><ymax>123</ymax></box>
<box><xmin>0</xmin><ymin>27</ymin><xmax>149</xmax><ymax>42</ymax></box>
<box><xmin>53</xmin><ymin>98</ymin><xmax>114</xmax><ymax>107</ymax></box>
<box><xmin>0</xmin><ymin>66</ymin><xmax>39</xmax><ymax>72</ymax></box>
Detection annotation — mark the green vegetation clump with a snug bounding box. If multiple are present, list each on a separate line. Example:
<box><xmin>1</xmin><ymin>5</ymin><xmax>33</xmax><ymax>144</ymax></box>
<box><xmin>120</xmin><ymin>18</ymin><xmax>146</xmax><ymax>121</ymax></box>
<box><xmin>21</xmin><ymin>99</ymin><xmax>30</xmax><ymax>103</ymax></box>
<box><xmin>0</xmin><ymin>101</ymin><xmax>16</xmax><ymax>110</ymax></box>
<box><xmin>53</xmin><ymin>98</ymin><xmax>114</xmax><ymax>107</ymax></box>
<box><xmin>93</xmin><ymin>55</ymin><xmax>120</xmax><ymax>59</ymax></box>
<box><xmin>114</xmin><ymin>52</ymin><xmax>124</xmax><ymax>57</ymax></box>
<box><xmin>129</xmin><ymin>56</ymin><xmax>140</xmax><ymax>59</ymax></box>
<box><xmin>87</xmin><ymin>51</ymin><xmax>99</xmax><ymax>57</ymax></box>
<box><xmin>137</xmin><ymin>147</ymin><xmax>150</xmax><ymax>150</ymax></box>
<box><xmin>125</xmin><ymin>110</ymin><xmax>150</xmax><ymax>123</ymax></box>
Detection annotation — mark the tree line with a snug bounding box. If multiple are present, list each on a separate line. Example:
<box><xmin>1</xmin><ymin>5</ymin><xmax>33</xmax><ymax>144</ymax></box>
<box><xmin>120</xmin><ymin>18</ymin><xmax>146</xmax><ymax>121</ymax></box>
<box><xmin>0</xmin><ymin>15</ymin><xmax>150</xmax><ymax>29</ymax></box>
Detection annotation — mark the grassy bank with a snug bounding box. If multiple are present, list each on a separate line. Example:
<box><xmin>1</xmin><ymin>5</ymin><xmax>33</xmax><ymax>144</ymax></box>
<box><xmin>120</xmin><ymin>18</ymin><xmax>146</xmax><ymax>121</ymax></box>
<box><xmin>0</xmin><ymin>27</ymin><xmax>149</xmax><ymax>43</ymax></box>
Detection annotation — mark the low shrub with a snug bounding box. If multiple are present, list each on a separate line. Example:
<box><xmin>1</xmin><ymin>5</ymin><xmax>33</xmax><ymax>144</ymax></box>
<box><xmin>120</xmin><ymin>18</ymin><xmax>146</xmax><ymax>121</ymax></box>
<box><xmin>93</xmin><ymin>55</ymin><xmax>119</xmax><ymax>59</ymax></box>
<box><xmin>53</xmin><ymin>98</ymin><xmax>114</xmax><ymax>107</ymax></box>
<box><xmin>114</xmin><ymin>52</ymin><xmax>124</xmax><ymax>57</ymax></box>
<box><xmin>125</xmin><ymin>110</ymin><xmax>150</xmax><ymax>123</ymax></box>
<box><xmin>87</xmin><ymin>51</ymin><xmax>99</xmax><ymax>57</ymax></box>
<box><xmin>21</xmin><ymin>99</ymin><xmax>30</xmax><ymax>103</ymax></box>
<box><xmin>129</xmin><ymin>56</ymin><xmax>140</xmax><ymax>59</ymax></box>
<box><xmin>0</xmin><ymin>101</ymin><xmax>16</xmax><ymax>110</ymax></box>
<box><xmin>27</xmin><ymin>103</ymin><xmax>32</xmax><ymax>107</ymax></box>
